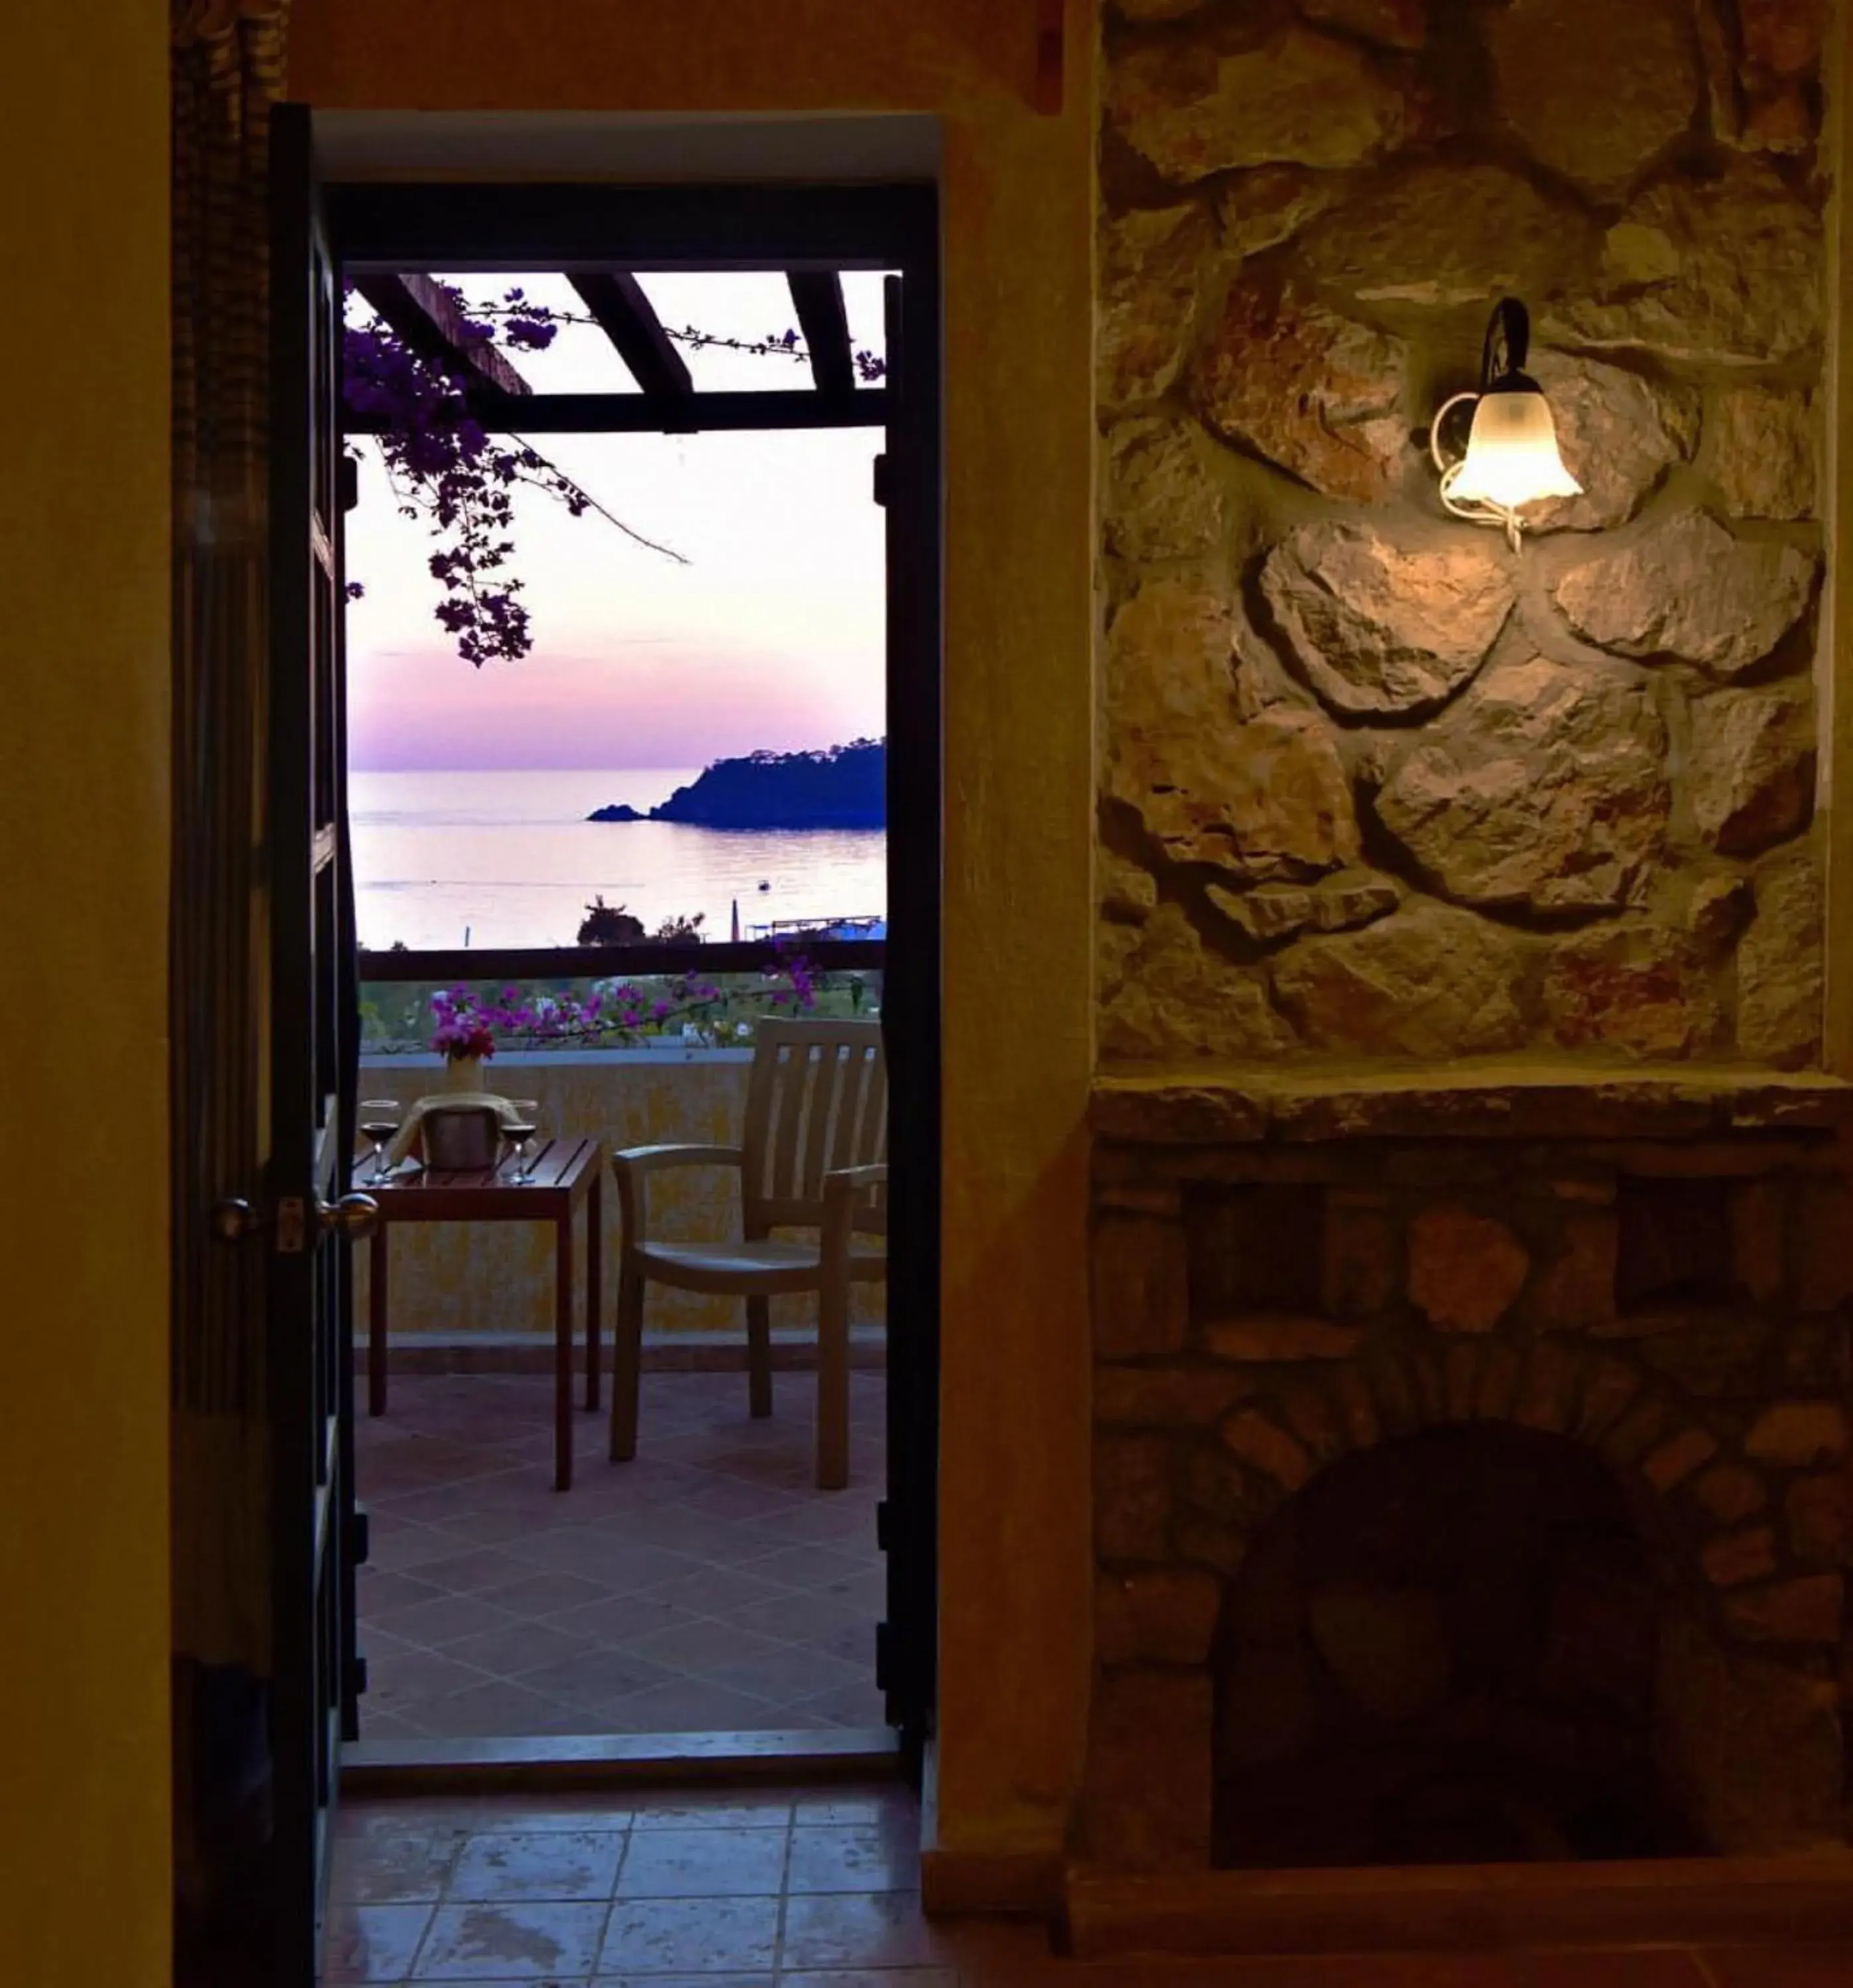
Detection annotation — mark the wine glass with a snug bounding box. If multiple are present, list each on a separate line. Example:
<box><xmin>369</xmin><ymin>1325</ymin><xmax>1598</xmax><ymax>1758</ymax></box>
<box><xmin>359</xmin><ymin>1099</ymin><xmax>401</xmax><ymax>1184</ymax></box>
<box><xmin>504</xmin><ymin>1099</ymin><xmax>541</xmax><ymax>1182</ymax></box>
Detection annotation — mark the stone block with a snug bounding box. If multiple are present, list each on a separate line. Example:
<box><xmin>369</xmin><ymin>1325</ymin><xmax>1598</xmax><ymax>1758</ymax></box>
<box><xmin>1545</xmin><ymin>158</ymin><xmax>1822</xmax><ymax>367</ymax></box>
<box><xmin>1098</xmin><ymin>907</ymin><xmax>1296</xmax><ymax>1063</ymax></box>
<box><xmin>1738</xmin><ymin>849</ymin><xmax>1823</xmax><ymax>1068</ymax></box>
<box><xmin>1108</xmin><ymin>712</ymin><xmax>1358</xmax><ymax>883</ymax></box>
<box><xmin>1703</xmin><ymin>1525</ymin><xmax>1780</xmax><ymax>1587</ymax></box>
<box><xmin>1528</xmin><ymin>1209</ymin><xmax>1620</xmax><ymax>1332</ymax></box>
<box><xmin>1475</xmin><ymin>1342</ymin><xmax>1523</xmax><ymax>1421</ymax></box>
<box><xmin>1573</xmin><ymin>1357</ymin><xmax>1642</xmax><ymax>1443</ymax></box>
<box><xmin>1095</xmin><ymin>1569</ymin><xmax>1222</xmax><ymax>1667</ymax></box>
<box><xmin>1280</xmin><ymin>1382</ymin><xmax>1343</xmax><ymax>1464</ymax></box>
<box><xmin>1082</xmin><ymin>1669</ymin><xmax>1213</xmax><ymax>1870</ymax></box>
<box><xmin>1095</xmin><ymin>1365</ymin><xmax>1255</xmax><ymax>1429</ymax></box>
<box><xmin>1637</xmin><ymin>1314</ymin><xmax>1769</xmax><ymax>1400</ymax></box>
<box><xmin>1600</xmin><ymin>1398</ymin><xmax>1670</xmax><ymax>1469</ymax></box>
<box><xmin>1321</xmin><ymin>1189</ymin><xmax>1398</xmax><ymax>1320</ymax></box>
<box><xmin>1302</xmin><ymin>0</ymin><xmax>1426</xmax><ymax>48</ymax></box>
<box><xmin>1487</xmin><ymin>0</ymin><xmax>1701</xmax><ymax>190</ymax></box>
<box><xmin>1551</xmin><ymin>510</ymin><xmax>1817</xmax><ymax>679</ymax></box>
<box><xmin>1693</xmin><ymin>1464</ymin><xmax>1771</xmax><ymax>1525</ymax></box>
<box><xmin>1194</xmin><ymin>279</ymin><xmax>1410</xmax><ymax>502</ymax></box>
<box><xmin>1216</xmin><ymin>164</ymin><xmax>1347</xmax><ymax>260</ymax></box>
<box><xmin>1097</xmin><ymin>205</ymin><xmax>1213</xmax><ymax>408</ymax></box>
<box><xmin>1728</xmin><ymin>1178</ymin><xmax>1790</xmax><ymax>1307</ymax></box>
<box><xmin>1445</xmin><ymin>1341</ymin><xmax>1484</xmax><ymax>1421</ymax></box>
<box><xmin>1187</xmin><ymin>1444</ymin><xmax>1286</xmax><ymax>1532</ymax></box>
<box><xmin>1362</xmin><ymin>1352</ymin><xmax>1423</xmax><ymax>1436</ymax></box>
<box><xmin>1688</xmin><ymin>688</ymin><xmax>1815</xmax><ymax>857</ymax></box>
<box><xmin>1093</xmin><ymin>1210</ymin><xmax>1190</xmax><ymax>1361</ymax></box>
<box><xmin>1702</xmin><ymin>384</ymin><xmax>1816</xmax><ymax>522</ymax></box>
<box><xmin>1785</xmin><ymin>1472</ymin><xmax>1850</xmax><ymax>1564</ymax></box>
<box><xmin>1220</xmin><ymin>1409</ymin><xmax>1313</xmax><ymax>1490</ymax></box>
<box><xmin>1297</xmin><ymin>161</ymin><xmax>1590</xmax><ymax>313</ymax></box>
<box><xmin>1101</xmin><ymin>416</ymin><xmax>1223</xmax><ymax>562</ymax></box>
<box><xmin>1408</xmin><ymin>1204</ymin><xmax>1531</xmax><ymax>1332</ymax></box>
<box><xmin>1333</xmin><ymin>1366</ymin><xmax>1382</xmax><ymax>1451</ymax></box>
<box><xmin>1657</xmin><ymin>1609</ymin><xmax>1846</xmax><ymax>1850</ymax></box>
<box><xmin>1378</xmin><ymin>656</ymin><xmax>1669</xmax><ymax>918</ymax></box>
<box><xmin>1526</xmin><ymin>350</ymin><xmax>1698</xmax><ymax>533</ymax></box>
<box><xmin>1541</xmin><ymin>924</ymin><xmax>1723</xmax><ymax>1060</ymax></box>
<box><xmin>1744</xmin><ymin>1402</ymin><xmax>1848</xmax><ymax>1468</ymax></box>
<box><xmin>1515</xmin><ymin>1339</ymin><xmax>1577</xmax><ymax>1433</ymax></box>
<box><xmin>1095</xmin><ymin>1180</ymin><xmax>1180</xmax><ymax>1218</ymax></box>
<box><xmin>1795</xmin><ymin>1178</ymin><xmax>1853</xmax><ymax>1312</ymax></box>
<box><xmin>1202</xmin><ymin>1316</ymin><xmax>1364</xmax><ymax>1362</ymax></box>
<box><xmin>1106</xmin><ymin>23</ymin><xmax>1410</xmax><ymax>185</ymax></box>
<box><xmin>1643</xmin><ymin>1425</ymin><xmax>1719</xmax><ymax>1493</ymax></box>
<box><xmin>1772</xmin><ymin>1318</ymin><xmax>1849</xmax><ymax>1393</ymax></box>
<box><xmin>1261</xmin><ymin>518</ymin><xmax>1513</xmax><ymax>720</ymax></box>
<box><xmin>1173</xmin><ymin>1510</ymin><xmax>1250</xmax><ymax>1580</ymax></box>
<box><xmin>1095</xmin><ymin>1434</ymin><xmax>1175</xmax><ymax>1563</ymax></box>
<box><xmin>1722</xmin><ymin>1574</ymin><xmax>1844</xmax><ymax>1643</ymax></box>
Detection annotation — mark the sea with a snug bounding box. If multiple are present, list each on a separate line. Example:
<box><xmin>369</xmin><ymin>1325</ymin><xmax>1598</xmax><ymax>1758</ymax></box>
<box><xmin>350</xmin><ymin>767</ymin><xmax>887</xmax><ymax>953</ymax></box>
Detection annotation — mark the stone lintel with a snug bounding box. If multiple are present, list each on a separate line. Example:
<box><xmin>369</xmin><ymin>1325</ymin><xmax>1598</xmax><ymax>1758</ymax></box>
<box><xmin>1092</xmin><ymin>1061</ymin><xmax>1853</xmax><ymax>1148</ymax></box>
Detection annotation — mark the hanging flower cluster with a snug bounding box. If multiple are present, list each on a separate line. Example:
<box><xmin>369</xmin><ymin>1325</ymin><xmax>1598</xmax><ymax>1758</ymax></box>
<box><xmin>427</xmin><ymin>950</ymin><xmax>816</xmax><ymax>1060</ymax></box>
<box><xmin>343</xmin><ymin>282</ymin><xmax>884</xmax><ymax>667</ymax></box>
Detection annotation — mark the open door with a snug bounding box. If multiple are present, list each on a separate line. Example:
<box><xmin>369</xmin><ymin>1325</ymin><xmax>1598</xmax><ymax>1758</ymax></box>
<box><xmin>875</xmin><ymin>267</ymin><xmax>942</xmax><ymax>1766</ymax></box>
<box><xmin>261</xmin><ymin>99</ymin><xmax>372</xmax><ymax>1980</ymax></box>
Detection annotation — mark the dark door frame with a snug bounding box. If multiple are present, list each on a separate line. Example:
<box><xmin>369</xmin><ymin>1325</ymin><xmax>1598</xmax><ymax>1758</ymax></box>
<box><xmin>327</xmin><ymin>177</ymin><xmax>945</xmax><ymax>1755</ymax></box>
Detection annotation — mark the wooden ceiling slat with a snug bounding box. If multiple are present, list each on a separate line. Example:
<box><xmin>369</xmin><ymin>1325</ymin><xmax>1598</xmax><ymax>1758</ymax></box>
<box><xmin>568</xmin><ymin>272</ymin><xmax>693</xmax><ymax>404</ymax></box>
<box><xmin>351</xmin><ymin>273</ymin><xmax>533</xmax><ymax>397</ymax></box>
<box><xmin>785</xmin><ymin>272</ymin><xmax>856</xmax><ymax>398</ymax></box>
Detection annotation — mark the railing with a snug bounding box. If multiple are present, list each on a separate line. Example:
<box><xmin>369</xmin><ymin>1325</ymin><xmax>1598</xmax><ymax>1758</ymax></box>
<box><xmin>357</xmin><ymin>938</ymin><xmax>887</xmax><ymax>983</ymax></box>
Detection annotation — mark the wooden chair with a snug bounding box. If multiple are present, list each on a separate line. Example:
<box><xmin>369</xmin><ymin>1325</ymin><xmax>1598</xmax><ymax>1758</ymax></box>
<box><xmin>608</xmin><ymin>1018</ymin><xmax>888</xmax><ymax>1489</ymax></box>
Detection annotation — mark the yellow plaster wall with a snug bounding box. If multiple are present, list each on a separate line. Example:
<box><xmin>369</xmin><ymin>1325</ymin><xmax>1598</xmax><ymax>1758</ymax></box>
<box><xmin>0</xmin><ymin>1</ymin><xmax>172</xmax><ymax>1979</ymax></box>
<box><xmin>292</xmin><ymin>0</ymin><xmax>1098</xmax><ymax>1865</ymax></box>
<box><xmin>357</xmin><ymin>1054</ymin><xmax>880</xmax><ymax>1334</ymax></box>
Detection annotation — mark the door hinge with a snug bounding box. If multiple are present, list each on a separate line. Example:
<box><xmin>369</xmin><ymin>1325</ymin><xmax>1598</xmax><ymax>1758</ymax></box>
<box><xmin>339</xmin><ymin>453</ymin><xmax>360</xmax><ymax>514</ymax></box>
<box><xmin>875</xmin><ymin>1498</ymin><xmax>891</xmax><ymax>1553</ymax></box>
<box><xmin>347</xmin><ymin>1653</ymin><xmax>370</xmax><ymax>1701</ymax></box>
<box><xmin>874</xmin><ymin>1620</ymin><xmax>893</xmax><ymax>1692</ymax></box>
<box><xmin>347</xmin><ymin>1508</ymin><xmax>371</xmax><ymax>1569</ymax></box>
<box><xmin>872</xmin><ymin>452</ymin><xmax>891</xmax><ymax>508</ymax></box>
<box><xmin>276</xmin><ymin>1195</ymin><xmax>308</xmax><ymax>1254</ymax></box>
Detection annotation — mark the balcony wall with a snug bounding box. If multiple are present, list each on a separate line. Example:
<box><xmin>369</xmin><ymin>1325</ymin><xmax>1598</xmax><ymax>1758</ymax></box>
<box><xmin>357</xmin><ymin>1049</ymin><xmax>883</xmax><ymax>1340</ymax></box>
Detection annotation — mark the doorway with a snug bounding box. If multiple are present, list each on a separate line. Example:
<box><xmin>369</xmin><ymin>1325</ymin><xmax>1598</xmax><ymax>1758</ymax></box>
<box><xmin>326</xmin><ymin>176</ymin><xmax>941</xmax><ymax>1768</ymax></box>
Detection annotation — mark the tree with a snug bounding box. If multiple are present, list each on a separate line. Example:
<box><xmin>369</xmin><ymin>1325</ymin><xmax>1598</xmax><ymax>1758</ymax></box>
<box><xmin>577</xmin><ymin>896</ymin><xmax>646</xmax><ymax>946</ymax></box>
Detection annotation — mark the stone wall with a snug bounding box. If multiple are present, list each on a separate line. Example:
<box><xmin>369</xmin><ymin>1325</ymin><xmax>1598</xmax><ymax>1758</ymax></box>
<box><xmin>1097</xmin><ymin>0</ymin><xmax>1830</xmax><ymax>1068</ymax></box>
<box><xmin>1083</xmin><ymin>1079</ymin><xmax>1853</xmax><ymax>1865</ymax></box>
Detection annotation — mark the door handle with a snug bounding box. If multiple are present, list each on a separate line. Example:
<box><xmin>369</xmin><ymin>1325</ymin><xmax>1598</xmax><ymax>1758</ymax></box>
<box><xmin>211</xmin><ymin>1191</ymin><xmax>381</xmax><ymax>1246</ymax></box>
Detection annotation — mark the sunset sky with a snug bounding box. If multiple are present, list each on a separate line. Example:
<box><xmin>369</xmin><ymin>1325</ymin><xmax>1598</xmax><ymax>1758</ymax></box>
<box><xmin>344</xmin><ymin>271</ymin><xmax>889</xmax><ymax>771</ymax></box>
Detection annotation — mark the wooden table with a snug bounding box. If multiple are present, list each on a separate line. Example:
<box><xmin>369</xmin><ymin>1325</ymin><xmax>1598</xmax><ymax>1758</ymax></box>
<box><xmin>363</xmin><ymin>1136</ymin><xmax>605</xmax><ymax>1491</ymax></box>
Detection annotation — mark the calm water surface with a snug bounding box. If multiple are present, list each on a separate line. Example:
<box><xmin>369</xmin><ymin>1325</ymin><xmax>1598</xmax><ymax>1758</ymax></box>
<box><xmin>351</xmin><ymin>767</ymin><xmax>887</xmax><ymax>951</ymax></box>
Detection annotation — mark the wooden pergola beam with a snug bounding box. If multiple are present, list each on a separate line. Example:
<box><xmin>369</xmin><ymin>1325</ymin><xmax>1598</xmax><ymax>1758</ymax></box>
<box><xmin>568</xmin><ymin>272</ymin><xmax>693</xmax><ymax>404</ymax></box>
<box><xmin>785</xmin><ymin>272</ymin><xmax>856</xmax><ymax>398</ymax></box>
<box><xmin>351</xmin><ymin>273</ymin><xmax>532</xmax><ymax>397</ymax></box>
<box><xmin>341</xmin><ymin>388</ymin><xmax>889</xmax><ymax>436</ymax></box>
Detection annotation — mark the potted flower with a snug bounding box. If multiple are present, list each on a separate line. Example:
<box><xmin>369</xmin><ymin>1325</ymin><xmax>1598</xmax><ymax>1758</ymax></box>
<box><xmin>430</xmin><ymin>988</ymin><xmax>498</xmax><ymax>1092</ymax></box>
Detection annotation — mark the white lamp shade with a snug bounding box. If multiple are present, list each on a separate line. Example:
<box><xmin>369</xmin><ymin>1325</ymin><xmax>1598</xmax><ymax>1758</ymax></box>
<box><xmin>1447</xmin><ymin>388</ymin><xmax>1583</xmax><ymax>508</ymax></box>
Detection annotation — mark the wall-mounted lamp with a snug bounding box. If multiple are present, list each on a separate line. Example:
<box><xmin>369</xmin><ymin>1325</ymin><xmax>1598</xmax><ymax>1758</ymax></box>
<box><xmin>1429</xmin><ymin>298</ymin><xmax>1581</xmax><ymax>551</ymax></box>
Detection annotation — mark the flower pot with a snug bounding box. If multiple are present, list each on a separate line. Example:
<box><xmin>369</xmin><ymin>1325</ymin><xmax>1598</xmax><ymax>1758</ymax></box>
<box><xmin>442</xmin><ymin>1054</ymin><xmax>490</xmax><ymax>1093</ymax></box>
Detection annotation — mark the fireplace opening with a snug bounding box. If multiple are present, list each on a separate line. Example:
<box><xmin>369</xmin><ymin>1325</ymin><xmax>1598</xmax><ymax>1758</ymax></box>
<box><xmin>1213</xmin><ymin>1423</ymin><xmax>1697</xmax><ymax>1869</ymax></box>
